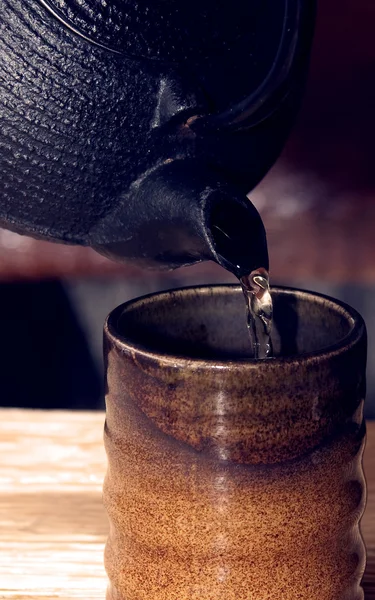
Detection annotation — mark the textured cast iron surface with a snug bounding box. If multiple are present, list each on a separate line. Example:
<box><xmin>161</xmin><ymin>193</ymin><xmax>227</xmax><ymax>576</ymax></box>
<box><xmin>103</xmin><ymin>286</ymin><xmax>367</xmax><ymax>600</ymax></box>
<box><xmin>0</xmin><ymin>0</ymin><xmax>315</xmax><ymax>268</ymax></box>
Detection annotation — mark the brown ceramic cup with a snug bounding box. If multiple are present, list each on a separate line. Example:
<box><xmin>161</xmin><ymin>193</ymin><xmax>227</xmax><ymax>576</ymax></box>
<box><xmin>103</xmin><ymin>285</ymin><xmax>367</xmax><ymax>600</ymax></box>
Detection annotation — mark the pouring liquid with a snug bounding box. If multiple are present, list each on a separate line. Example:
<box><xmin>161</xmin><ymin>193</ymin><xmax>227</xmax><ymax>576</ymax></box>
<box><xmin>240</xmin><ymin>268</ymin><xmax>273</xmax><ymax>359</ymax></box>
<box><xmin>210</xmin><ymin>221</ymin><xmax>272</xmax><ymax>358</ymax></box>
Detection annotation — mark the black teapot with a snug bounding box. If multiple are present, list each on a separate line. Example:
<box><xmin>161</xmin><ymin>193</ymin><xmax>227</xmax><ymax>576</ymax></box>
<box><xmin>0</xmin><ymin>0</ymin><xmax>315</xmax><ymax>276</ymax></box>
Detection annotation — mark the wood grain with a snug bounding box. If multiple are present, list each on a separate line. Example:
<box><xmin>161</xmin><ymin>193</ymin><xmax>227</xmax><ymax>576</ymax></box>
<box><xmin>0</xmin><ymin>410</ymin><xmax>107</xmax><ymax>599</ymax></box>
<box><xmin>1</xmin><ymin>409</ymin><xmax>375</xmax><ymax>599</ymax></box>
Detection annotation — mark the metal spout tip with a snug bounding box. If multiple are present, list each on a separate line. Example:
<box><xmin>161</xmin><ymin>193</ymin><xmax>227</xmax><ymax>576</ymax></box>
<box><xmin>203</xmin><ymin>191</ymin><xmax>269</xmax><ymax>277</ymax></box>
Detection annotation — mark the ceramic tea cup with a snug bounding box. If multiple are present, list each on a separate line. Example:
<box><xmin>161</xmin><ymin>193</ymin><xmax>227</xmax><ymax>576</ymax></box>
<box><xmin>103</xmin><ymin>285</ymin><xmax>367</xmax><ymax>600</ymax></box>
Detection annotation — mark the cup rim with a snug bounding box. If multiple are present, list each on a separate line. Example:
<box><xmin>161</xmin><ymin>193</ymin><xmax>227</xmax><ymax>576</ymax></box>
<box><xmin>105</xmin><ymin>284</ymin><xmax>365</xmax><ymax>370</ymax></box>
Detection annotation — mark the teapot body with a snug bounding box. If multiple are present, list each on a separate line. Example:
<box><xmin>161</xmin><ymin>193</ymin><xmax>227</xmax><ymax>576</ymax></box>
<box><xmin>0</xmin><ymin>0</ymin><xmax>315</xmax><ymax>269</ymax></box>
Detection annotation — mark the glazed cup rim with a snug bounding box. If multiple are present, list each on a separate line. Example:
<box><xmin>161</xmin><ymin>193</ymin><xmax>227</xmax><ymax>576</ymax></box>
<box><xmin>105</xmin><ymin>284</ymin><xmax>365</xmax><ymax>370</ymax></box>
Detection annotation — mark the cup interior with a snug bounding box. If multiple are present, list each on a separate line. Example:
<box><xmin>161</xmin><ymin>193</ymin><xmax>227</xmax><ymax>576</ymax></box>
<box><xmin>113</xmin><ymin>286</ymin><xmax>356</xmax><ymax>360</ymax></box>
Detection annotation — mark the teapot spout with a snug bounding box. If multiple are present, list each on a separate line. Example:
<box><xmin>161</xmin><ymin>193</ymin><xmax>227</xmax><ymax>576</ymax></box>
<box><xmin>90</xmin><ymin>160</ymin><xmax>269</xmax><ymax>276</ymax></box>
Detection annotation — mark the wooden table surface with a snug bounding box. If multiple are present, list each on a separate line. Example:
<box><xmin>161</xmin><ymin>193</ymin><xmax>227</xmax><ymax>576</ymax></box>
<box><xmin>1</xmin><ymin>409</ymin><xmax>375</xmax><ymax>599</ymax></box>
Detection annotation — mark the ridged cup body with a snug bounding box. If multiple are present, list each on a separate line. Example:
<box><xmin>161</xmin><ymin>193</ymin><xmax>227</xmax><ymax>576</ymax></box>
<box><xmin>103</xmin><ymin>286</ymin><xmax>367</xmax><ymax>600</ymax></box>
